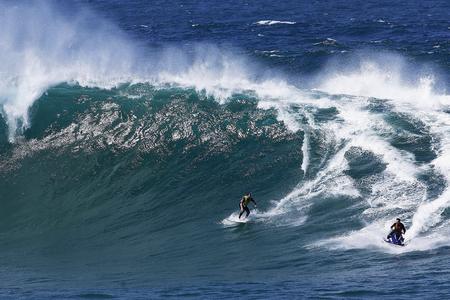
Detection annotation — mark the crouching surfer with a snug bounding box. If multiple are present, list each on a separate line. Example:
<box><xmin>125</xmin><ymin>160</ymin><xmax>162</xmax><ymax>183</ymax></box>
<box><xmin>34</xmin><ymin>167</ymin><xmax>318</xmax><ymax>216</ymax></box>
<box><xmin>387</xmin><ymin>218</ymin><xmax>406</xmax><ymax>245</ymax></box>
<box><xmin>239</xmin><ymin>192</ymin><xmax>257</xmax><ymax>219</ymax></box>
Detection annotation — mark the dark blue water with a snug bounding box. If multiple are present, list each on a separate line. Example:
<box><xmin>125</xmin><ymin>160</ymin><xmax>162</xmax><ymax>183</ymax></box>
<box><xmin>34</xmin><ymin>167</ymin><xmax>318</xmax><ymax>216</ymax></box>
<box><xmin>1</xmin><ymin>0</ymin><xmax>450</xmax><ymax>298</ymax></box>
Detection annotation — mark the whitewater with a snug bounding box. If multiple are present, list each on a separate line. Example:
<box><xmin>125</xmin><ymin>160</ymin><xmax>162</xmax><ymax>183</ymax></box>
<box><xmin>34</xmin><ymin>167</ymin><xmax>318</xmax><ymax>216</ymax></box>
<box><xmin>1</xmin><ymin>0</ymin><xmax>450</xmax><ymax>298</ymax></box>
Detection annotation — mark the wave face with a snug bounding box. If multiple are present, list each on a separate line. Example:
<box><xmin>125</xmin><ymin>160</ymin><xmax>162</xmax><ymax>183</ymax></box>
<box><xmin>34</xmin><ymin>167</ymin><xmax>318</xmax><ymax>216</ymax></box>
<box><xmin>1</xmin><ymin>0</ymin><xmax>450</xmax><ymax>298</ymax></box>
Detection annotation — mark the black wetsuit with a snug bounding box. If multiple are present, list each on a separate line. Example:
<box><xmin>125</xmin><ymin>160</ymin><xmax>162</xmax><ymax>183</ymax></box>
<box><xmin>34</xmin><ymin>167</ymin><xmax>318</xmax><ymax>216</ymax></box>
<box><xmin>239</xmin><ymin>195</ymin><xmax>255</xmax><ymax>219</ymax></box>
<box><xmin>388</xmin><ymin>222</ymin><xmax>406</xmax><ymax>240</ymax></box>
<box><xmin>239</xmin><ymin>205</ymin><xmax>250</xmax><ymax>219</ymax></box>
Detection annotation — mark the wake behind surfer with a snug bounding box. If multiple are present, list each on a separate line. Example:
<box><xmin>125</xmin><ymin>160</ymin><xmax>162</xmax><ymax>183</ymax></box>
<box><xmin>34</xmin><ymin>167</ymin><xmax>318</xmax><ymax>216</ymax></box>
<box><xmin>239</xmin><ymin>192</ymin><xmax>257</xmax><ymax>219</ymax></box>
<box><xmin>387</xmin><ymin>218</ymin><xmax>406</xmax><ymax>243</ymax></box>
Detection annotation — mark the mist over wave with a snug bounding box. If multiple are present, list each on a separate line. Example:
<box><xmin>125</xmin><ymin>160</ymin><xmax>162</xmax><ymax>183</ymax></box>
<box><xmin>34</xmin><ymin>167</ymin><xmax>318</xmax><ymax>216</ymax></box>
<box><xmin>0</xmin><ymin>1</ymin><xmax>144</xmax><ymax>139</ymax></box>
<box><xmin>0</xmin><ymin>1</ymin><xmax>268</xmax><ymax>140</ymax></box>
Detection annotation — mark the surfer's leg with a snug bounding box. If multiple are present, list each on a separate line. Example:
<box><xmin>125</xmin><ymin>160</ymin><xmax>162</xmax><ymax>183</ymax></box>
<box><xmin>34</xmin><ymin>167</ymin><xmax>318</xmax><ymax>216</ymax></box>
<box><xmin>239</xmin><ymin>204</ymin><xmax>244</xmax><ymax>219</ymax></box>
<box><xmin>245</xmin><ymin>207</ymin><xmax>250</xmax><ymax>218</ymax></box>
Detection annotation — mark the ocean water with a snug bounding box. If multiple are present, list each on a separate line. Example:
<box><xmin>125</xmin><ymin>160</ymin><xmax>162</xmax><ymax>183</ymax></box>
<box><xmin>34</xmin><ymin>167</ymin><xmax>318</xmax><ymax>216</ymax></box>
<box><xmin>1</xmin><ymin>0</ymin><xmax>450</xmax><ymax>298</ymax></box>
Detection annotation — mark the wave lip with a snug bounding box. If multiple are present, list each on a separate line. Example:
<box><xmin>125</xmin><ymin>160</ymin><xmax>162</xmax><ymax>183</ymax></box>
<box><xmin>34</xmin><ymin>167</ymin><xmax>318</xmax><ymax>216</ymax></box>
<box><xmin>255</xmin><ymin>20</ymin><xmax>296</xmax><ymax>26</ymax></box>
<box><xmin>0</xmin><ymin>0</ymin><xmax>141</xmax><ymax>141</ymax></box>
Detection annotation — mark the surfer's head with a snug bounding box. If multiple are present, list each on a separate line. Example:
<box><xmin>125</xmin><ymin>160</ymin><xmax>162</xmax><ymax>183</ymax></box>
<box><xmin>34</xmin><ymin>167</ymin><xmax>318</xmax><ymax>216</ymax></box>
<box><xmin>396</xmin><ymin>218</ymin><xmax>401</xmax><ymax>222</ymax></box>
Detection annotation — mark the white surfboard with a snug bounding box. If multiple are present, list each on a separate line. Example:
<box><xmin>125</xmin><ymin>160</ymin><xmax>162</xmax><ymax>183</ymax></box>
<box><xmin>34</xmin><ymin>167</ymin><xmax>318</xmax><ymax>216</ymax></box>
<box><xmin>221</xmin><ymin>213</ymin><xmax>251</xmax><ymax>226</ymax></box>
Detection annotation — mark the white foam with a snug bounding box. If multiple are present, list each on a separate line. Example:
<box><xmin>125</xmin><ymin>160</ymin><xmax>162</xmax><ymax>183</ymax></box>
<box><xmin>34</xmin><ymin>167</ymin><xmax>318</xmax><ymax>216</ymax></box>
<box><xmin>319</xmin><ymin>60</ymin><xmax>450</xmax><ymax>109</ymax></box>
<box><xmin>221</xmin><ymin>212</ymin><xmax>251</xmax><ymax>227</ymax></box>
<box><xmin>221</xmin><ymin>209</ymin><xmax>285</xmax><ymax>227</ymax></box>
<box><xmin>249</xmin><ymin>75</ymin><xmax>427</xmax><ymax>230</ymax></box>
<box><xmin>301</xmin><ymin>131</ymin><xmax>310</xmax><ymax>173</ymax></box>
<box><xmin>406</xmin><ymin>115</ymin><xmax>450</xmax><ymax>239</ymax></box>
<box><xmin>0</xmin><ymin>1</ymin><xmax>141</xmax><ymax>140</ymax></box>
<box><xmin>262</xmin><ymin>142</ymin><xmax>359</xmax><ymax>226</ymax></box>
<box><xmin>313</xmin><ymin>57</ymin><xmax>450</xmax><ymax>253</ymax></box>
<box><xmin>255</xmin><ymin>20</ymin><xmax>296</xmax><ymax>26</ymax></box>
<box><xmin>316</xmin><ymin>218</ymin><xmax>450</xmax><ymax>254</ymax></box>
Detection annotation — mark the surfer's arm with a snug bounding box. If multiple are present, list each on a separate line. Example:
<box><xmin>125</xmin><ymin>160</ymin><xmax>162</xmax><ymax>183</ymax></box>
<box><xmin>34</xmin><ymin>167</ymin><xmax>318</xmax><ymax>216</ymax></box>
<box><xmin>251</xmin><ymin>199</ymin><xmax>257</xmax><ymax>206</ymax></box>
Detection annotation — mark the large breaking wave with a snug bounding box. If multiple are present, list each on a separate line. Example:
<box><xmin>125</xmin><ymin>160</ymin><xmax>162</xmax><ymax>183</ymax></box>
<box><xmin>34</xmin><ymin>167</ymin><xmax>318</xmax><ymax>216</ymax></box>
<box><xmin>1</xmin><ymin>0</ymin><xmax>450</xmax><ymax>264</ymax></box>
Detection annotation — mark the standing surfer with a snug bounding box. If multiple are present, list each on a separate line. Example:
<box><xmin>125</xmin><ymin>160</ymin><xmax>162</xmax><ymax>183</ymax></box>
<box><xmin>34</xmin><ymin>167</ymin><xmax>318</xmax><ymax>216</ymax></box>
<box><xmin>239</xmin><ymin>192</ymin><xmax>257</xmax><ymax>219</ymax></box>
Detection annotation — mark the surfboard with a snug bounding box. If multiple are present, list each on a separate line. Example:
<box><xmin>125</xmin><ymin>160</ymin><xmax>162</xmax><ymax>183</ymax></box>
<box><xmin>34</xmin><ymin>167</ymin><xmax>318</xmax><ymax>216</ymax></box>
<box><xmin>221</xmin><ymin>213</ymin><xmax>251</xmax><ymax>226</ymax></box>
<box><xmin>224</xmin><ymin>217</ymin><xmax>250</xmax><ymax>224</ymax></box>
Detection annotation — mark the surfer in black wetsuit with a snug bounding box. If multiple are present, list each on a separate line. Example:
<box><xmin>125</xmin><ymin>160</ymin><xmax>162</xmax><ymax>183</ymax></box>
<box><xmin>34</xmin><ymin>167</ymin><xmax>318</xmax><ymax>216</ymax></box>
<box><xmin>387</xmin><ymin>218</ymin><xmax>406</xmax><ymax>241</ymax></box>
<box><xmin>239</xmin><ymin>192</ymin><xmax>257</xmax><ymax>219</ymax></box>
